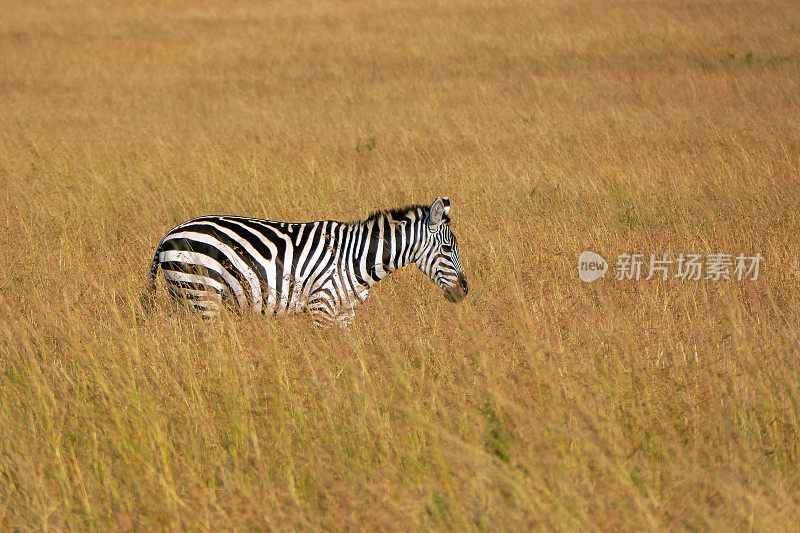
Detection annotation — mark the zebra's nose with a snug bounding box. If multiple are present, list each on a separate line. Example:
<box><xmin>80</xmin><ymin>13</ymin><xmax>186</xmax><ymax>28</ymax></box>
<box><xmin>444</xmin><ymin>272</ymin><xmax>468</xmax><ymax>303</ymax></box>
<box><xmin>458</xmin><ymin>272</ymin><xmax>468</xmax><ymax>296</ymax></box>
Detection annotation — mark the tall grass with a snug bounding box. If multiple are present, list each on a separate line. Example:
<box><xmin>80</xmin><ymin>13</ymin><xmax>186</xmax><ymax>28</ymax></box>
<box><xmin>1</xmin><ymin>0</ymin><xmax>799</xmax><ymax>529</ymax></box>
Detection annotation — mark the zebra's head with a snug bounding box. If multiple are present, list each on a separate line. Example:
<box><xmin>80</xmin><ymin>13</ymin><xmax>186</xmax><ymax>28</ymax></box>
<box><xmin>415</xmin><ymin>197</ymin><xmax>468</xmax><ymax>303</ymax></box>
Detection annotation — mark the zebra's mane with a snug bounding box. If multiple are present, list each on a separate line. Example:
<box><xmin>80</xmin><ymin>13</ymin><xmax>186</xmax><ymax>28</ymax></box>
<box><xmin>361</xmin><ymin>204</ymin><xmax>450</xmax><ymax>225</ymax></box>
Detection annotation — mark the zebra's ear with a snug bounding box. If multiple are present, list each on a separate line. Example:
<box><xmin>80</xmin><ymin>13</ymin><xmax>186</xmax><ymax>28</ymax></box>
<box><xmin>429</xmin><ymin>197</ymin><xmax>450</xmax><ymax>228</ymax></box>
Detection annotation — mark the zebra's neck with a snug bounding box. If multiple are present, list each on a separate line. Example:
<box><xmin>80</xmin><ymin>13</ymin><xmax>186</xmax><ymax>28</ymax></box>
<box><xmin>343</xmin><ymin>208</ymin><xmax>425</xmax><ymax>289</ymax></box>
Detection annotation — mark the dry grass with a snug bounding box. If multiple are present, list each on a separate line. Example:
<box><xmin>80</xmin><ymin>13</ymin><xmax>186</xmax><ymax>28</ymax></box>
<box><xmin>2</xmin><ymin>0</ymin><xmax>800</xmax><ymax>529</ymax></box>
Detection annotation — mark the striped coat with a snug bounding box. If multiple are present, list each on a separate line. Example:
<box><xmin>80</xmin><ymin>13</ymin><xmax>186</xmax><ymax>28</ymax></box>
<box><xmin>142</xmin><ymin>198</ymin><xmax>468</xmax><ymax>326</ymax></box>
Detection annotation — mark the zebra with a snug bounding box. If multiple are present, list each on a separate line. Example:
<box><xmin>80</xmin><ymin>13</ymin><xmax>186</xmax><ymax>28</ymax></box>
<box><xmin>142</xmin><ymin>197</ymin><xmax>468</xmax><ymax>326</ymax></box>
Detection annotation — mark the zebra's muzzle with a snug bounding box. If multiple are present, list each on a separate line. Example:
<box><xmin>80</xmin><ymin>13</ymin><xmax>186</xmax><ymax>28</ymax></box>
<box><xmin>444</xmin><ymin>272</ymin><xmax>468</xmax><ymax>303</ymax></box>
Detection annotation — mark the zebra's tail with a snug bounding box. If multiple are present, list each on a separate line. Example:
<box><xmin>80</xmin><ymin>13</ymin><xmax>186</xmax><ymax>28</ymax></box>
<box><xmin>140</xmin><ymin>242</ymin><xmax>163</xmax><ymax>313</ymax></box>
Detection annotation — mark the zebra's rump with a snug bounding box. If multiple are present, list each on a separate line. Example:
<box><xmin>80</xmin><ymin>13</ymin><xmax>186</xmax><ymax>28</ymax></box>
<box><xmin>159</xmin><ymin>259</ymin><xmax>237</xmax><ymax>314</ymax></box>
<box><xmin>155</xmin><ymin>215</ymin><xmax>334</xmax><ymax>315</ymax></box>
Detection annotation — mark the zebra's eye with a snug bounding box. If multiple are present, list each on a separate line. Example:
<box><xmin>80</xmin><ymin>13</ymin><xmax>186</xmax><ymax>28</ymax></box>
<box><xmin>441</xmin><ymin>244</ymin><xmax>453</xmax><ymax>253</ymax></box>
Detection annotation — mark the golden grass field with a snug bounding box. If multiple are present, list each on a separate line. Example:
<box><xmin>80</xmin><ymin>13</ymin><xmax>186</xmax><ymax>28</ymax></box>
<box><xmin>2</xmin><ymin>0</ymin><xmax>800</xmax><ymax>529</ymax></box>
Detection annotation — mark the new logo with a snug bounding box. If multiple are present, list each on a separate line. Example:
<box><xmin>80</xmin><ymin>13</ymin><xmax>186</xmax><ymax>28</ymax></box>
<box><xmin>578</xmin><ymin>251</ymin><xmax>608</xmax><ymax>282</ymax></box>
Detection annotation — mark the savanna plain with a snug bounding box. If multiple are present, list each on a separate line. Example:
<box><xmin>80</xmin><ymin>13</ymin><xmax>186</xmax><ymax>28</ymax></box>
<box><xmin>2</xmin><ymin>0</ymin><xmax>800</xmax><ymax>530</ymax></box>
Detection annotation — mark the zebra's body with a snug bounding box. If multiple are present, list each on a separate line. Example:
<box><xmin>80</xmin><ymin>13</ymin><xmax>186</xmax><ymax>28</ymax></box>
<box><xmin>143</xmin><ymin>198</ymin><xmax>468</xmax><ymax>325</ymax></box>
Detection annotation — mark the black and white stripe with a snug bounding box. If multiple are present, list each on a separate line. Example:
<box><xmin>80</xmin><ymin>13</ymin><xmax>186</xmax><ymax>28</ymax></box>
<box><xmin>142</xmin><ymin>198</ymin><xmax>468</xmax><ymax>325</ymax></box>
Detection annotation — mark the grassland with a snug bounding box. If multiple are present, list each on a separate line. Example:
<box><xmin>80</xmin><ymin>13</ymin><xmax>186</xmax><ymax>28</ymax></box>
<box><xmin>2</xmin><ymin>0</ymin><xmax>800</xmax><ymax>529</ymax></box>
